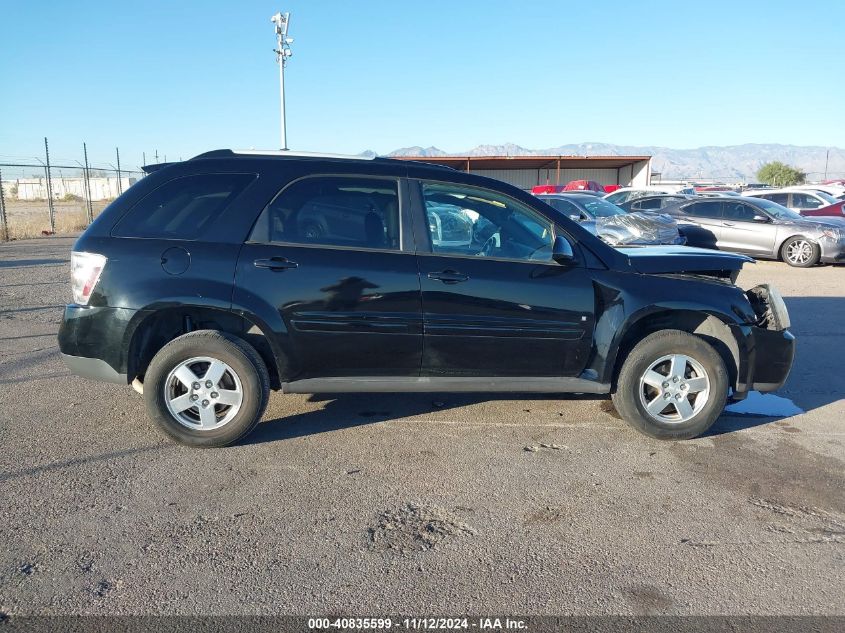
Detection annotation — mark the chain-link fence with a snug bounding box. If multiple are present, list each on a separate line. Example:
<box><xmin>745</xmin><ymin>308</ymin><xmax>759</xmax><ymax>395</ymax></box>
<box><xmin>0</xmin><ymin>140</ymin><xmax>150</xmax><ymax>241</ymax></box>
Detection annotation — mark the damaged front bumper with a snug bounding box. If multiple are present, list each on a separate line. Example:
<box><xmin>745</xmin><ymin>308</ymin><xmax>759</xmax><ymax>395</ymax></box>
<box><xmin>731</xmin><ymin>284</ymin><xmax>796</xmax><ymax>399</ymax></box>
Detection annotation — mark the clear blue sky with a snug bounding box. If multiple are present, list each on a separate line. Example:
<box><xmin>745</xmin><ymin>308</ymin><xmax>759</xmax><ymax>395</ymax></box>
<box><xmin>1</xmin><ymin>0</ymin><xmax>842</xmax><ymax>170</ymax></box>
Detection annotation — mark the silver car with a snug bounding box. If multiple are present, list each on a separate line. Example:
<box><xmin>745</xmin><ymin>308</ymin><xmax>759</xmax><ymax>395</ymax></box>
<box><xmin>536</xmin><ymin>193</ymin><xmax>685</xmax><ymax>246</ymax></box>
<box><xmin>659</xmin><ymin>196</ymin><xmax>845</xmax><ymax>267</ymax></box>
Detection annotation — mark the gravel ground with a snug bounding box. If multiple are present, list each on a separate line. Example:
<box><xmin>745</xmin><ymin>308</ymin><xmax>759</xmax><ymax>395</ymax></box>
<box><xmin>0</xmin><ymin>236</ymin><xmax>843</xmax><ymax>616</ymax></box>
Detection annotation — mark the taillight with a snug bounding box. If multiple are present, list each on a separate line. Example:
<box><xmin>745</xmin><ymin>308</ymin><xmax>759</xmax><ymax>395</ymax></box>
<box><xmin>70</xmin><ymin>251</ymin><xmax>107</xmax><ymax>305</ymax></box>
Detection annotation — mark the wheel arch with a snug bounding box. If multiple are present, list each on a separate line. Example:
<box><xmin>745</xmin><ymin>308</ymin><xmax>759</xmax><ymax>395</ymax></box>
<box><xmin>776</xmin><ymin>233</ymin><xmax>820</xmax><ymax>261</ymax></box>
<box><xmin>607</xmin><ymin>307</ymin><xmax>741</xmax><ymax>391</ymax></box>
<box><xmin>125</xmin><ymin>304</ymin><xmax>285</xmax><ymax>389</ymax></box>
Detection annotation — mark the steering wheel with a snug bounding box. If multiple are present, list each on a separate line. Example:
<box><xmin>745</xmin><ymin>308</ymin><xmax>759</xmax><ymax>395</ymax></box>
<box><xmin>481</xmin><ymin>234</ymin><xmax>498</xmax><ymax>256</ymax></box>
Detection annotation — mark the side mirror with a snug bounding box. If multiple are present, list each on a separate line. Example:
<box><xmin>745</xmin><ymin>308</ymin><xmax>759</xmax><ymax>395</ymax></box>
<box><xmin>752</xmin><ymin>214</ymin><xmax>770</xmax><ymax>223</ymax></box>
<box><xmin>552</xmin><ymin>236</ymin><xmax>576</xmax><ymax>264</ymax></box>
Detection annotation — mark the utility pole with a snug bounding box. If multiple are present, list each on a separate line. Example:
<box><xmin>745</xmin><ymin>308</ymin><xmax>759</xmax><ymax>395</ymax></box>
<box><xmin>44</xmin><ymin>137</ymin><xmax>55</xmax><ymax>233</ymax></box>
<box><xmin>83</xmin><ymin>143</ymin><xmax>93</xmax><ymax>223</ymax></box>
<box><xmin>115</xmin><ymin>147</ymin><xmax>123</xmax><ymax>195</ymax></box>
<box><xmin>824</xmin><ymin>149</ymin><xmax>830</xmax><ymax>181</ymax></box>
<box><xmin>271</xmin><ymin>11</ymin><xmax>293</xmax><ymax>150</ymax></box>
<box><xmin>0</xmin><ymin>166</ymin><xmax>8</xmax><ymax>242</ymax></box>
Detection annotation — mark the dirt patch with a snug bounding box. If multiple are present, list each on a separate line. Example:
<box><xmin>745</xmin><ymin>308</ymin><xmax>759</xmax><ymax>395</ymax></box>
<box><xmin>524</xmin><ymin>506</ymin><xmax>564</xmax><ymax>526</ymax></box>
<box><xmin>524</xmin><ymin>443</ymin><xmax>567</xmax><ymax>453</ymax></box>
<box><xmin>671</xmin><ymin>435</ymin><xmax>845</xmax><ymax>516</ymax></box>
<box><xmin>368</xmin><ymin>503</ymin><xmax>476</xmax><ymax>553</ymax></box>
<box><xmin>622</xmin><ymin>583</ymin><xmax>674</xmax><ymax>614</ymax></box>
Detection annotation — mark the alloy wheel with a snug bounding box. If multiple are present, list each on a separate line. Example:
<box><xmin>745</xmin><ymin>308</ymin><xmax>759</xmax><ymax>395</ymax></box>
<box><xmin>785</xmin><ymin>239</ymin><xmax>813</xmax><ymax>265</ymax></box>
<box><xmin>638</xmin><ymin>353</ymin><xmax>710</xmax><ymax>424</ymax></box>
<box><xmin>164</xmin><ymin>356</ymin><xmax>244</xmax><ymax>430</ymax></box>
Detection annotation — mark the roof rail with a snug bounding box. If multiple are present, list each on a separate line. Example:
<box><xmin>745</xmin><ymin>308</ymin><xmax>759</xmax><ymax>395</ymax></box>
<box><xmin>190</xmin><ymin>149</ymin><xmax>375</xmax><ymax>161</ymax></box>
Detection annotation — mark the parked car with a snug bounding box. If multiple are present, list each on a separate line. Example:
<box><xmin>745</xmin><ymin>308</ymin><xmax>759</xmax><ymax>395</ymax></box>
<box><xmin>790</xmin><ymin>184</ymin><xmax>845</xmax><ymax>202</ymax></box>
<box><xmin>59</xmin><ymin>149</ymin><xmax>795</xmax><ymax>446</ymax></box>
<box><xmin>617</xmin><ymin>194</ymin><xmax>697</xmax><ymax>212</ymax></box>
<box><xmin>694</xmin><ymin>191</ymin><xmax>741</xmax><ymax>198</ymax></box>
<box><xmin>531</xmin><ymin>183</ymin><xmax>604</xmax><ymax>195</ymax></box>
<box><xmin>658</xmin><ymin>196</ymin><xmax>845</xmax><ymax>267</ymax></box>
<box><xmin>536</xmin><ymin>193</ymin><xmax>685</xmax><ymax>245</ymax></box>
<box><xmin>743</xmin><ymin>187</ymin><xmax>845</xmax><ymax>217</ymax></box>
<box><xmin>563</xmin><ymin>179</ymin><xmax>605</xmax><ymax>193</ymax></box>
<box><xmin>605</xmin><ymin>185</ymin><xmax>696</xmax><ymax>205</ymax></box>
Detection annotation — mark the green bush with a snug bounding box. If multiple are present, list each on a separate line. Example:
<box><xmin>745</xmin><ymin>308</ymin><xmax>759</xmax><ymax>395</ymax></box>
<box><xmin>756</xmin><ymin>162</ymin><xmax>806</xmax><ymax>187</ymax></box>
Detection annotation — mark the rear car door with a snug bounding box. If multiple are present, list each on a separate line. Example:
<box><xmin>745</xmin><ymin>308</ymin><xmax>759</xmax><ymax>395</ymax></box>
<box><xmin>234</xmin><ymin>175</ymin><xmax>423</xmax><ymax>378</ymax></box>
<box><xmin>675</xmin><ymin>200</ymin><xmax>723</xmax><ymax>249</ymax></box>
<box><xmin>719</xmin><ymin>200</ymin><xmax>776</xmax><ymax>256</ymax></box>
<box><xmin>412</xmin><ymin>180</ymin><xmax>595</xmax><ymax>377</ymax></box>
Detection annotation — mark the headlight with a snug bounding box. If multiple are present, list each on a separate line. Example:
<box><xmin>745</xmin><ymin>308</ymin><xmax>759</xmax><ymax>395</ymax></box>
<box><xmin>821</xmin><ymin>229</ymin><xmax>837</xmax><ymax>239</ymax></box>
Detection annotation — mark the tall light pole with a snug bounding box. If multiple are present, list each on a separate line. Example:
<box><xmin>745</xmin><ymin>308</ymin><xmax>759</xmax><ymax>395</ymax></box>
<box><xmin>271</xmin><ymin>11</ymin><xmax>293</xmax><ymax>150</ymax></box>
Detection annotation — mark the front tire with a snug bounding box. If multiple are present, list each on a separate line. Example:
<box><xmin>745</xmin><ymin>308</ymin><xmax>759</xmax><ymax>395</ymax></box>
<box><xmin>143</xmin><ymin>330</ymin><xmax>270</xmax><ymax>447</ymax></box>
<box><xmin>781</xmin><ymin>236</ymin><xmax>820</xmax><ymax>267</ymax></box>
<box><xmin>611</xmin><ymin>330</ymin><xmax>728</xmax><ymax>440</ymax></box>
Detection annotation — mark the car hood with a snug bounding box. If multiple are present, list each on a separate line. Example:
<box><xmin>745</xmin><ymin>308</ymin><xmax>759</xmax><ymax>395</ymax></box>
<box><xmin>582</xmin><ymin>213</ymin><xmax>683</xmax><ymax>245</ymax></box>
<box><xmin>622</xmin><ymin>245</ymin><xmax>752</xmax><ymax>276</ymax></box>
<box><xmin>778</xmin><ymin>216</ymin><xmax>845</xmax><ymax>229</ymax></box>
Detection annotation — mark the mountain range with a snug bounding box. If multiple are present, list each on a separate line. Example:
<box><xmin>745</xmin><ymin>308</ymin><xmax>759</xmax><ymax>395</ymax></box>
<box><xmin>359</xmin><ymin>143</ymin><xmax>845</xmax><ymax>182</ymax></box>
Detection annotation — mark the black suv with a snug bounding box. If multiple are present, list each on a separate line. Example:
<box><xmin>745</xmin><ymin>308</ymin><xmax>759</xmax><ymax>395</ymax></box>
<box><xmin>59</xmin><ymin>150</ymin><xmax>795</xmax><ymax>447</ymax></box>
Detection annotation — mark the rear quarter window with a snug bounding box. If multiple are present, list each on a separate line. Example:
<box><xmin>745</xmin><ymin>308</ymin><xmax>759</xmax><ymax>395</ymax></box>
<box><xmin>112</xmin><ymin>173</ymin><xmax>256</xmax><ymax>239</ymax></box>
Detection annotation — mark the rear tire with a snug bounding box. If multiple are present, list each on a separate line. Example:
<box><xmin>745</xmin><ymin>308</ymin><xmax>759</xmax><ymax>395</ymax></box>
<box><xmin>611</xmin><ymin>330</ymin><xmax>728</xmax><ymax>440</ymax></box>
<box><xmin>143</xmin><ymin>330</ymin><xmax>270</xmax><ymax>447</ymax></box>
<box><xmin>780</xmin><ymin>236</ymin><xmax>820</xmax><ymax>267</ymax></box>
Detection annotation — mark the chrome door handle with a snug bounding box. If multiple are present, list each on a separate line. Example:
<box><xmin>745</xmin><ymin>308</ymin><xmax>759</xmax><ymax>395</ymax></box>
<box><xmin>427</xmin><ymin>270</ymin><xmax>469</xmax><ymax>284</ymax></box>
<box><xmin>254</xmin><ymin>257</ymin><xmax>299</xmax><ymax>271</ymax></box>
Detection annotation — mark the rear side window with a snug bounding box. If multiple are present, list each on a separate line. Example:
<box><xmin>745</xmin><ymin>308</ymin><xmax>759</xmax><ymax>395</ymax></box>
<box><xmin>682</xmin><ymin>201</ymin><xmax>722</xmax><ymax>219</ymax></box>
<box><xmin>759</xmin><ymin>193</ymin><xmax>789</xmax><ymax>206</ymax></box>
<box><xmin>113</xmin><ymin>174</ymin><xmax>255</xmax><ymax>239</ymax></box>
<box><xmin>630</xmin><ymin>197</ymin><xmax>663</xmax><ymax>210</ymax></box>
<box><xmin>250</xmin><ymin>176</ymin><xmax>400</xmax><ymax>250</ymax></box>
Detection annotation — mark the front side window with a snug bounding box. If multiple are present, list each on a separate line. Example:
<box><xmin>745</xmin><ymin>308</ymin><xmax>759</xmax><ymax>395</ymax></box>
<box><xmin>421</xmin><ymin>182</ymin><xmax>555</xmax><ymax>262</ymax></box>
<box><xmin>250</xmin><ymin>176</ymin><xmax>400</xmax><ymax>250</ymax></box>
<box><xmin>790</xmin><ymin>193</ymin><xmax>823</xmax><ymax>209</ymax></box>
<box><xmin>542</xmin><ymin>197</ymin><xmax>582</xmax><ymax>220</ymax></box>
<box><xmin>723</xmin><ymin>202</ymin><xmax>758</xmax><ymax>221</ymax></box>
<box><xmin>582</xmin><ymin>197</ymin><xmax>625</xmax><ymax>217</ymax></box>
<box><xmin>113</xmin><ymin>173</ymin><xmax>256</xmax><ymax>239</ymax></box>
<box><xmin>604</xmin><ymin>191</ymin><xmax>630</xmax><ymax>205</ymax></box>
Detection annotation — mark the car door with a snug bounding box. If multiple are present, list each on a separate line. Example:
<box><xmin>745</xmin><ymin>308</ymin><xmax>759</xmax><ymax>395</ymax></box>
<box><xmin>674</xmin><ymin>200</ymin><xmax>723</xmax><ymax>249</ymax></box>
<box><xmin>789</xmin><ymin>192</ymin><xmax>824</xmax><ymax>213</ymax></box>
<box><xmin>412</xmin><ymin>179</ymin><xmax>595</xmax><ymax>378</ymax></box>
<box><xmin>719</xmin><ymin>200</ymin><xmax>777</xmax><ymax>256</ymax></box>
<box><xmin>234</xmin><ymin>174</ymin><xmax>423</xmax><ymax>379</ymax></box>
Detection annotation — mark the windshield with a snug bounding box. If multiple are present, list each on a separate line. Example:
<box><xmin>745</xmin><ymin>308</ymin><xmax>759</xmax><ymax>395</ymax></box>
<box><xmin>582</xmin><ymin>197</ymin><xmax>626</xmax><ymax>218</ymax></box>
<box><xmin>753</xmin><ymin>197</ymin><xmax>805</xmax><ymax>221</ymax></box>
